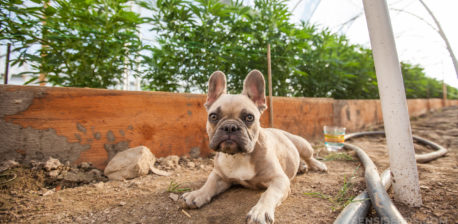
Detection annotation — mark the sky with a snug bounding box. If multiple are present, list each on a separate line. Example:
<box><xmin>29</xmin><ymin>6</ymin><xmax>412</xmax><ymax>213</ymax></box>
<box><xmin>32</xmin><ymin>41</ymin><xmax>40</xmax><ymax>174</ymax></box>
<box><xmin>288</xmin><ymin>0</ymin><xmax>458</xmax><ymax>88</ymax></box>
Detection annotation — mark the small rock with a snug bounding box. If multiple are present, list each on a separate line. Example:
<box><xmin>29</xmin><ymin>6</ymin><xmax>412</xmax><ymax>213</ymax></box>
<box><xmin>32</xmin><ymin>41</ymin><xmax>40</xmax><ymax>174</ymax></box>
<box><xmin>187</xmin><ymin>162</ymin><xmax>195</xmax><ymax>169</ymax></box>
<box><xmin>169</xmin><ymin>193</ymin><xmax>179</xmax><ymax>202</ymax></box>
<box><xmin>44</xmin><ymin>157</ymin><xmax>62</xmax><ymax>171</ymax></box>
<box><xmin>48</xmin><ymin>170</ymin><xmax>60</xmax><ymax>178</ymax></box>
<box><xmin>119</xmin><ymin>201</ymin><xmax>126</xmax><ymax>206</ymax></box>
<box><xmin>57</xmin><ymin>170</ymin><xmax>67</xmax><ymax>180</ymax></box>
<box><xmin>199</xmin><ymin>164</ymin><xmax>205</xmax><ymax>169</ymax></box>
<box><xmin>0</xmin><ymin>160</ymin><xmax>20</xmax><ymax>172</ymax></box>
<box><xmin>163</xmin><ymin>155</ymin><xmax>180</xmax><ymax>169</ymax></box>
<box><xmin>41</xmin><ymin>189</ymin><xmax>55</xmax><ymax>196</ymax></box>
<box><xmin>88</xmin><ymin>169</ymin><xmax>102</xmax><ymax>178</ymax></box>
<box><xmin>79</xmin><ymin>162</ymin><xmax>91</xmax><ymax>170</ymax></box>
<box><xmin>104</xmin><ymin>146</ymin><xmax>156</xmax><ymax>180</ymax></box>
<box><xmin>93</xmin><ymin>182</ymin><xmax>105</xmax><ymax>190</ymax></box>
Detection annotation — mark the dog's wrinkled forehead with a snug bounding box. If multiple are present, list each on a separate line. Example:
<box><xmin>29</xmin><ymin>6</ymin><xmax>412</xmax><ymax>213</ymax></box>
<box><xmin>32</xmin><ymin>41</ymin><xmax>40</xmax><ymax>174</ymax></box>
<box><xmin>208</xmin><ymin>94</ymin><xmax>260</xmax><ymax>118</ymax></box>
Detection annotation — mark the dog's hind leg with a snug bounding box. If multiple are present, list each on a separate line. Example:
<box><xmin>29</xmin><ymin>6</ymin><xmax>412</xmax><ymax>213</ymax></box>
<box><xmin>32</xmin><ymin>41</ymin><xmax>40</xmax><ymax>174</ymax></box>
<box><xmin>283</xmin><ymin>132</ymin><xmax>327</xmax><ymax>172</ymax></box>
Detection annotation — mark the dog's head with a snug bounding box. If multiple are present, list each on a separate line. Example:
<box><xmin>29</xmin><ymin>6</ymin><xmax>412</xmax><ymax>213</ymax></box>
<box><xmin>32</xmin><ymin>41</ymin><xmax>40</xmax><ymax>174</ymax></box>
<box><xmin>204</xmin><ymin>70</ymin><xmax>267</xmax><ymax>154</ymax></box>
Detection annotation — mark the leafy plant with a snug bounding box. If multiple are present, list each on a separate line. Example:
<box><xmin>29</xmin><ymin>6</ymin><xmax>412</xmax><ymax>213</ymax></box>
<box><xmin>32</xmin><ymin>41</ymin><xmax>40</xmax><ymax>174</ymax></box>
<box><xmin>2</xmin><ymin>0</ymin><xmax>456</xmax><ymax>99</ymax></box>
<box><xmin>167</xmin><ymin>180</ymin><xmax>191</xmax><ymax>193</ymax></box>
<box><xmin>304</xmin><ymin>166</ymin><xmax>362</xmax><ymax>211</ymax></box>
<box><xmin>3</xmin><ymin>0</ymin><xmax>146</xmax><ymax>88</ymax></box>
<box><xmin>322</xmin><ymin>152</ymin><xmax>356</xmax><ymax>161</ymax></box>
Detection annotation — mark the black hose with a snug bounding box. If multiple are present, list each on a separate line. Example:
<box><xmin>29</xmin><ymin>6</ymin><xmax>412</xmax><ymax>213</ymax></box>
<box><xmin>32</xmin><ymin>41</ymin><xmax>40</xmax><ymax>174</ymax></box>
<box><xmin>341</xmin><ymin>143</ymin><xmax>407</xmax><ymax>224</ymax></box>
<box><xmin>334</xmin><ymin>169</ymin><xmax>392</xmax><ymax>224</ymax></box>
<box><xmin>344</xmin><ymin>131</ymin><xmax>447</xmax><ymax>163</ymax></box>
<box><xmin>334</xmin><ymin>131</ymin><xmax>448</xmax><ymax>223</ymax></box>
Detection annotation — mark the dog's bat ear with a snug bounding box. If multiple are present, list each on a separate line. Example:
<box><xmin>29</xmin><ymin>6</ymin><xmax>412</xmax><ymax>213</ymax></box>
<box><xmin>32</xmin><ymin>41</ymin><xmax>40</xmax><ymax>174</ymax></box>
<box><xmin>242</xmin><ymin>70</ymin><xmax>267</xmax><ymax>112</ymax></box>
<box><xmin>205</xmin><ymin>71</ymin><xmax>227</xmax><ymax>110</ymax></box>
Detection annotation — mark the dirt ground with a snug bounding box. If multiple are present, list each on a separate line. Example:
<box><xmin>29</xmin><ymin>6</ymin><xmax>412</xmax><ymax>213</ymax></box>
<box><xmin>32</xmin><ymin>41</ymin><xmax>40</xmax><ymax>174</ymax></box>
<box><xmin>1</xmin><ymin>106</ymin><xmax>457</xmax><ymax>224</ymax></box>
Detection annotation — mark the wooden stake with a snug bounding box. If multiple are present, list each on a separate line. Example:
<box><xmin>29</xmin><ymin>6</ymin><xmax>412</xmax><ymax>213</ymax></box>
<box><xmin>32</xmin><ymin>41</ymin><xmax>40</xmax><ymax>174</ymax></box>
<box><xmin>267</xmin><ymin>44</ymin><xmax>273</xmax><ymax>128</ymax></box>
<box><xmin>4</xmin><ymin>43</ymin><xmax>11</xmax><ymax>84</ymax></box>
<box><xmin>442</xmin><ymin>81</ymin><xmax>447</xmax><ymax>106</ymax></box>
<box><xmin>40</xmin><ymin>1</ymin><xmax>49</xmax><ymax>86</ymax></box>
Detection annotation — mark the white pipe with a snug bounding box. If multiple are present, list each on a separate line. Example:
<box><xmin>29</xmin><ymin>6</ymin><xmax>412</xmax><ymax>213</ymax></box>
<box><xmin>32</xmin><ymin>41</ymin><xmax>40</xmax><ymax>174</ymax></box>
<box><xmin>361</xmin><ymin>0</ymin><xmax>422</xmax><ymax>207</ymax></box>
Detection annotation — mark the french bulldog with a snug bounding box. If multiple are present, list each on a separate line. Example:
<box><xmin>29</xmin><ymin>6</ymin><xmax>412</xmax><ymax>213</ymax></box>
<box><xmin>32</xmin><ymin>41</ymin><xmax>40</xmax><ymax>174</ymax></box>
<box><xmin>181</xmin><ymin>70</ymin><xmax>327</xmax><ymax>224</ymax></box>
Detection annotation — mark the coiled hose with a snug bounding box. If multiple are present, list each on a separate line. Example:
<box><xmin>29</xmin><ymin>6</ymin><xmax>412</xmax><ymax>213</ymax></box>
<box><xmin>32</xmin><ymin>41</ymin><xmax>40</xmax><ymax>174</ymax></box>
<box><xmin>333</xmin><ymin>131</ymin><xmax>448</xmax><ymax>224</ymax></box>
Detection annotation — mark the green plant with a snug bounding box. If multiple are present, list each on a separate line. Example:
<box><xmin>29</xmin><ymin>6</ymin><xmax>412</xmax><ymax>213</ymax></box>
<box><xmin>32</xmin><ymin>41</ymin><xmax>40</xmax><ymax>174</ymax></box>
<box><xmin>3</xmin><ymin>0</ymin><xmax>146</xmax><ymax>88</ymax></box>
<box><xmin>304</xmin><ymin>166</ymin><xmax>362</xmax><ymax>211</ymax></box>
<box><xmin>167</xmin><ymin>180</ymin><xmax>191</xmax><ymax>193</ymax></box>
<box><xmin>322</xmin><ymin>152</ymin><xmax>356</xmax><ymax>161</ymax></box>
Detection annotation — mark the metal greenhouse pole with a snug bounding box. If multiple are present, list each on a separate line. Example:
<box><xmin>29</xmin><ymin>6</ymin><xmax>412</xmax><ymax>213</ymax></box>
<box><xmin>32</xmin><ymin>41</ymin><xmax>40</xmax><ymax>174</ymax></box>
<box><xmin>361</xmin><ymin>0</ymin><xmax>422</xmax><ymax>206</ymax></box>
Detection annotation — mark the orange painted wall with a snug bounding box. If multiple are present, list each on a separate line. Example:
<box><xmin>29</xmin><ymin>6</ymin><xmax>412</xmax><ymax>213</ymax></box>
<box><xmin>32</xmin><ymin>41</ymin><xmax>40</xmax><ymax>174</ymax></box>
<box><xmin>1</xmin><ymin>85</ymin><xmax>456</xmax><ymax>169</ymax></box>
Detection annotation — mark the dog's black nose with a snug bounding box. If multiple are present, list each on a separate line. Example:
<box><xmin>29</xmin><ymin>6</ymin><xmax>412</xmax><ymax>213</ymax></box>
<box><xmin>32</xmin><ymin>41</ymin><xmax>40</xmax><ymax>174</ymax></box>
<box><xmin>221</xmin><ymin>123</ymin><xmax>240</xmax><ymax>133</ymax></box>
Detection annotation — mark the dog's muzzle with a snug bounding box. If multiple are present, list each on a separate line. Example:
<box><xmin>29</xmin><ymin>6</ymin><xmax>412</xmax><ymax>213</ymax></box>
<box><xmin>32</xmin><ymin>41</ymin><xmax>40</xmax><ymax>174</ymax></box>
<box><xmin>210</xmin><ymin>121</ymin><xmax>248</xmax><ymax>154</ymax></box>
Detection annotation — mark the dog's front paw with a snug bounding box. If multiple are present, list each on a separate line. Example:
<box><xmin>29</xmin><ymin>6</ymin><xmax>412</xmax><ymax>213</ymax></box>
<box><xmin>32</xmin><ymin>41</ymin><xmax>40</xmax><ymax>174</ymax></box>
<box><xmin>246</xmin><ymin>204</ymin><xmax>275</xmax><ymax>224</ymax></box>
<box><xmin>180</xmin><ymin>190</ymin><xmax>211</xmax><ymax>209</ymax></box>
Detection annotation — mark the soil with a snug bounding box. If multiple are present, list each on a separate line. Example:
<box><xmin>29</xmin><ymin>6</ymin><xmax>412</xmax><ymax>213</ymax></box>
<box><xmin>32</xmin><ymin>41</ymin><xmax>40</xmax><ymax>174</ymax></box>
<box><xmin>1</xmin><ymin>106</ymin><xmax>457</xmax><ymax>224</ymax></box>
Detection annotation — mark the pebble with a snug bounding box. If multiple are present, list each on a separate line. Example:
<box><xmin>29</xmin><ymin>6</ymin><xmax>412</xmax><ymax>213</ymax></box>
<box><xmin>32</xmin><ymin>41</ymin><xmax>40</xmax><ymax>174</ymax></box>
<box><xmin>44</xmin><ymin>157</ymin><xmax>62</xmax><ymax>171</ymax></box>
<box><xmin>0</xmin><ymin>160</ymin><xmax>20</xmax><ymax>172</ymax></box>
<box><xmin>187</xmin><ymin>162</ymin><xmax>196</xmax><ymax>168</ymax></box>
<box><xmin>93</xmin><ymin>182</ymin><xmax>105</xmax><ymax>190</ymax></box>
<box><xmin>169</xmin><ymin>193</ymin><xmax>179</xmax><ymax>202</ymax></box>
<box><xmin>79</xmin><ymin>162</ymin><xmax>91</xmax><ymax>170</ymax></box>
<box><xmin>41</xmin><ymin>190</ymin><xmax>55</xmax><ymax>196</ymax></box>
<box><xmin>48</xmin><ymin>170</ymin><xmax>60</xmax><ymax>178</ymax></box>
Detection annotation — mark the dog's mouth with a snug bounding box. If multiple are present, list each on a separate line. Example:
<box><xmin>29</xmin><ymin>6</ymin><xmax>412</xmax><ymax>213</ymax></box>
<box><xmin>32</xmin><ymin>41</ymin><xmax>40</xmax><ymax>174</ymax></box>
<box><xmin>211</xmin><ymin>136</ymin><xmax>245</xmax><ymax>154</ymax></box>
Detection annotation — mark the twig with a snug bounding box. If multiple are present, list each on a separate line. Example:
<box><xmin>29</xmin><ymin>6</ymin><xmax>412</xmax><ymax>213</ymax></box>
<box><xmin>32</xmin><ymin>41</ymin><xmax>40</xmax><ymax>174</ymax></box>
<box><xmin>181</xmin><ymin>209</ymin><xmax>191</xmax><ymax>218</ymax></box>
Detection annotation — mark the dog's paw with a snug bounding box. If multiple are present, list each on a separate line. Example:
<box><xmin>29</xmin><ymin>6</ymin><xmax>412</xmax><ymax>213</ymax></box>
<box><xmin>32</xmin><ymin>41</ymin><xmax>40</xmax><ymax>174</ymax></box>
<box><xmin>246</xmin><ymin>204</ymin><xmax>274</xmax><ymax>224</ymax></box>
<box><xmin>309</xmin><ymin>159</ymin><xmax>328</xmax><ymax>172</ymax></box>
<box><xmin>179</xmin><ymin>190</ymin><xmax>211</xmax><ymax>209</ymax></box>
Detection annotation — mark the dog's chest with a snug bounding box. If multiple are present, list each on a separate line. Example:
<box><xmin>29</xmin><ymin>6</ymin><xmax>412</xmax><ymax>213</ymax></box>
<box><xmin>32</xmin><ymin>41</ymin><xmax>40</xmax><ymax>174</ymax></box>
<box><xmin>216</xmin><ymin>153</ymin><xmax>256</xmax><ymax>181</ymax></box>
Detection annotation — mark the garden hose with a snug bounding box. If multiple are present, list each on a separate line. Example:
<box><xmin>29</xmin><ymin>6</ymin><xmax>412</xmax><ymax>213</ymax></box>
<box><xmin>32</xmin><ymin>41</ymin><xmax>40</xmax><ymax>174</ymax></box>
<box><xmin>333</xmin><ymin>131</ymin><xmax>448</xmax><ymax>224</ymax></box>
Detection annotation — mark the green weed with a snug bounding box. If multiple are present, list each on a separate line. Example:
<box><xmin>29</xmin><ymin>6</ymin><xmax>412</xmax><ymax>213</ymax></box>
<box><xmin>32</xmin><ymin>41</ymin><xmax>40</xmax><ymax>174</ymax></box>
<box><xmin>322</xmin><ymin>152</ymin><xmax>356</xmax><ymax>161</ymax></box>
<box><xmin>304</xmin><ymin>166</ymin><xmax>363</xmax><ymax>211</ymax></box>
<box><xmin>167</xmin><ymin>180</ymin><xmax>191</xmax><ymax>193</ymax></box>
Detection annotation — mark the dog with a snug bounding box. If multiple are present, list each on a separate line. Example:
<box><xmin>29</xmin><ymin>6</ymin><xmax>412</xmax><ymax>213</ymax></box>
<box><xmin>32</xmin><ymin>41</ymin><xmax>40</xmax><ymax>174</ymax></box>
<box><xmin>181</xmin><ymin>70</ymin><xmax>327</xmax><ymax>224</ymax></box>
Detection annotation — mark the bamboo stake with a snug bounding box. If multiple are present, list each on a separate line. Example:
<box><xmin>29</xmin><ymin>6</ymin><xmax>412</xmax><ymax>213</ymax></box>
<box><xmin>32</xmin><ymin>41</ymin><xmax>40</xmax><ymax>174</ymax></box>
<box><xmin>267</xmin><ymin>44</ymin><xmax>273</xmax><ymax>128</ymax></box>
<box><xmin>4</xmin><ymin>43</ymin><xmax>11</xmax><ymax>84</ymax></box>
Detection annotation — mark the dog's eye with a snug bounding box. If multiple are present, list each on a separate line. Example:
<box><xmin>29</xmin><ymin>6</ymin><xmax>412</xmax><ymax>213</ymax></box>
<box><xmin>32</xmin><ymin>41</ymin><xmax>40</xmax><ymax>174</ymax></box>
<box><xmin>209</xmin><ymin>113</ymin><xmax>218</xmax><ymax>122</ymax></box>
<box><xmin>245</xmin><ymin>114</ymin><xmax>254</xmax><ymax>123</ymax></box>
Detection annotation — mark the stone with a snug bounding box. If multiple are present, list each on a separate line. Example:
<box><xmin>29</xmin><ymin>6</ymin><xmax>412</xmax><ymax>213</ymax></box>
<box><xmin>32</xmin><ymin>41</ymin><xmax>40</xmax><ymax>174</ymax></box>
<box><xmin>104</xmin><ymin>146</ymin><xmax>155</xmax><ymax>180</ymax></box>
<box><xmin>48</xmin><ymin>170</ymin><xmax>60</xmax><ymax>178</ymax></box>
<box><xmin>0</xmin><ymin>160</ymin><xmax>20</xmax><ymax>172</ymax></box>
<box><xmin>41</xmin><ymin>189</ymin><xmax>55</xmax><ymax>196</ymax></box>
<box><xmin>187</xmin><ymin>162</ymin><xmax>195</xmax><ymax>169</ymax></box>
<box><xmin>79</xmin><ymin>162</ymin><xmax>91</xmax><ymax>170</ymax></box>
<box><xmin>162</xmin><ymin>155</ymin><xmax>180</xmax><ymax>169</ymax></box>
<box><xmin>169</xmin><ymin>193</ymin><xmax>179</xmax><ymax>202</ymax></box>
<box><xmin>44</xmin><ymin>157</ymin><xmax>62</xmax><ymax>171</ymax></box>
<box><xmin>93</xmin><ymin>182</ymin><xmax>105</xmax><ymax>190</ymax></box>
<box><xmin>88</xmin><ymin>169</ymin><xmax>102</xmax><ymax>178</ymax></box>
